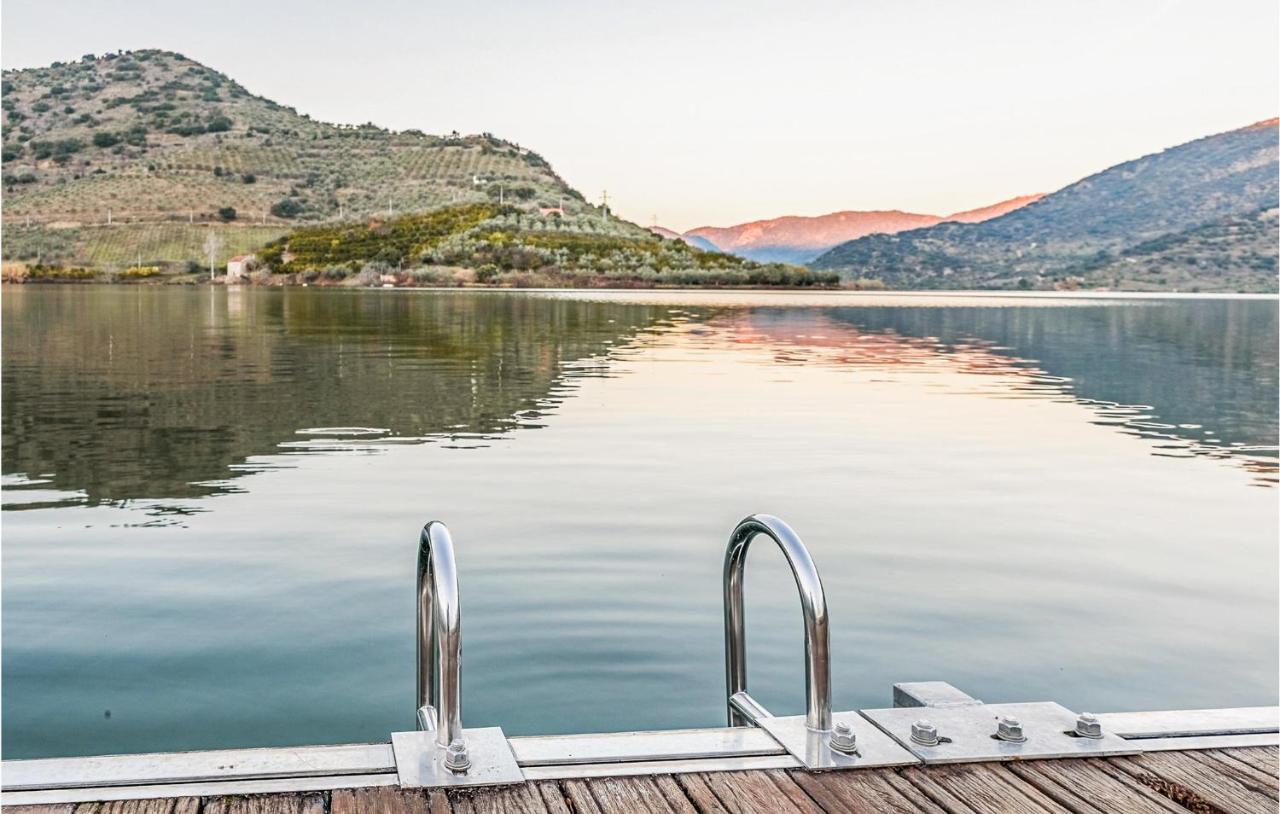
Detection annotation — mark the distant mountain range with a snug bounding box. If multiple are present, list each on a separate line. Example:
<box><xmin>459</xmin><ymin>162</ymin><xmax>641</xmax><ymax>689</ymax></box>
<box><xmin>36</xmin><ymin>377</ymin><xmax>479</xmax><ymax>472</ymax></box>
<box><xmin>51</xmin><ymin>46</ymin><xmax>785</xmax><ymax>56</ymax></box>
<box><xmin>811</xmin><ymin>119</ymin><xmax>1279</xmax><ymax>292</ymax></box>
<box><xmin>653</xmin><ymin>195</ymin><xmax>1042</xmax><ymax>263</ymax></box>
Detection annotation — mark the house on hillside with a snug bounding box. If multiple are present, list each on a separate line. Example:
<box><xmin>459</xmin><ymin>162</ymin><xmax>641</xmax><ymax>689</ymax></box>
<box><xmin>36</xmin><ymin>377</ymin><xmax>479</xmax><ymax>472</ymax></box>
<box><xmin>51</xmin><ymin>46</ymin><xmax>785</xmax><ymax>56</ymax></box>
<box><xmin>539</xmin><ymin>206</ymin><xmax>564</xmax><ymax>217</ymax></box>
<box><xmin>226</xmin><ymin>254</ymin><xmax>254</xmax><ymax>282</ymax></box>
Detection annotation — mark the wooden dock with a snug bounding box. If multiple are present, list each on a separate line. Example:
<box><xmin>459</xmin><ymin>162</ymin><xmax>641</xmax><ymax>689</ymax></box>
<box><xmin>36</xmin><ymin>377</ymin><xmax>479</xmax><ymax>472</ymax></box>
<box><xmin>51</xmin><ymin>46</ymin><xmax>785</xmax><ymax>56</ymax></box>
<box><xmin>8</xmin><ymin>746</ymin><xmax>1276</xmax><ymax>814</ymax></box>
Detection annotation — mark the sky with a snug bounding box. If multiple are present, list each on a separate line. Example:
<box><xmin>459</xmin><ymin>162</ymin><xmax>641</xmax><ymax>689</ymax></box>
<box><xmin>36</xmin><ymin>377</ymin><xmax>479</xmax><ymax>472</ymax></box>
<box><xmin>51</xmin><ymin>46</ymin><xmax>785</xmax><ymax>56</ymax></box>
<box><xmin>3</xmin><ymin>0</ymin><xmax>1277</xmax><ymax>231</ymax></box>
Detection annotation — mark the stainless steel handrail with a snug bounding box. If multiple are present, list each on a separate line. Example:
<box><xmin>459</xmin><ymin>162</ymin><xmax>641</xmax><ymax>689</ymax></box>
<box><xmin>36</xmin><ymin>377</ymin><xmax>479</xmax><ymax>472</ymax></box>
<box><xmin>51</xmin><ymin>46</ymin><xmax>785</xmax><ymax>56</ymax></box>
<box><xmin>417</xmin><ymin>521</ymin><xmax>464</xmax><ymax>750</ymax></box>
<box><xmin>723</xmin><ymin>514</ymin><xmax>832</xmax><ymax>732</ymax></box>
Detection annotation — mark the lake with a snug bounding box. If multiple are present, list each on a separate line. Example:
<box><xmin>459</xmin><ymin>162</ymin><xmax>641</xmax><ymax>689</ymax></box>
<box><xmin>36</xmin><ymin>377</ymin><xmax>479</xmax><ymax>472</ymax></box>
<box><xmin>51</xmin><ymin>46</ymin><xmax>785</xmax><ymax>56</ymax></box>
<box><xmin>2</xmin><ymin>285</ymin><xmax>1276</xmax><ymax>759</ymax></box>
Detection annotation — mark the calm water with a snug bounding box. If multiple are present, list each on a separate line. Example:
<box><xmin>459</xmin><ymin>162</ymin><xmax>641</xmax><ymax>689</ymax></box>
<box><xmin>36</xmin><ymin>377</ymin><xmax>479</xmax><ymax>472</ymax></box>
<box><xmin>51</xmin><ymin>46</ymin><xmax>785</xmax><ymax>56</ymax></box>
<box><xmin>3</xmin><ymin>286</ymin><xmax>1277</xmax><ymax>759</ymax></box>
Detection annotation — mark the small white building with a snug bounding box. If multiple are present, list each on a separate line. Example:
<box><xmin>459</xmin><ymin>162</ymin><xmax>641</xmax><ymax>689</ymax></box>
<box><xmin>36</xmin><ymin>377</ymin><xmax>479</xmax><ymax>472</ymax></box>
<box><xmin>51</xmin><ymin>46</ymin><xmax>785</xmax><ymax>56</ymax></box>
<box><xmin>226</xmin><ymin>254</ymin><xmax>254</xmax><ymax>282</ymax></box>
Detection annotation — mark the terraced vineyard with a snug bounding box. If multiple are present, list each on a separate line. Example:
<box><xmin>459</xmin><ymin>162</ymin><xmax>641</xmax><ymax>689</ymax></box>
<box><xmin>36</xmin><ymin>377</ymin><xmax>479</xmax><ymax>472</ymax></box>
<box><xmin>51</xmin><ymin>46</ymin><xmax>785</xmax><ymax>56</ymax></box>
<box><xmin>2</xmin><ymin>49</ymin><xmax>584</xmax><ymax>268</ymax></box>
<box><xmin>3</xmin><ymin>222</ymin><xmax>288</xmax><ymax>268</ymax></box>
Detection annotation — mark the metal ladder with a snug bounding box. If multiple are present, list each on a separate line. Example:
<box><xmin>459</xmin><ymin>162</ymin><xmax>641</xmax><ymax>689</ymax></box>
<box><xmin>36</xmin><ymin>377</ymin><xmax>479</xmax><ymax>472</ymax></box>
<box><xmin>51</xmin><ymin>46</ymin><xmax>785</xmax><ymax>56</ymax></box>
<box><xmin>411</xmin><ymin>513</ymin><xmax>842</xmax><ymax>775</ymax></box>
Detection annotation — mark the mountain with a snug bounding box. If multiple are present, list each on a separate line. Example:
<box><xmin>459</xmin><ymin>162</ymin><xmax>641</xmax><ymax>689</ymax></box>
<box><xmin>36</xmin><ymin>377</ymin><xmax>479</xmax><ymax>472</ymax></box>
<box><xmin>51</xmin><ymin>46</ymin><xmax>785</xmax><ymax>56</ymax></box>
<box><xmin>944</xmin><ymin>194</ymin><xmax>1046</xmax><ymax>223</ymax></box>
<box><xmin>671</xmin><ymin>195</ymin><xmax>1042</xmax><ymax>264</ymax></box>
<box><xmin>0</xmin><ymin>50</ymin><xmax>583</xmax><ymax>268</ymax></box>
<box><xmin>649</xmin><ymin>226</ymin><xmax>721</xmax><ymax>253</ymax></box>
<box><xmin>811</xmin><ymin>119</ymin><xmax>1280</xmax><ymax>291</ymax></box>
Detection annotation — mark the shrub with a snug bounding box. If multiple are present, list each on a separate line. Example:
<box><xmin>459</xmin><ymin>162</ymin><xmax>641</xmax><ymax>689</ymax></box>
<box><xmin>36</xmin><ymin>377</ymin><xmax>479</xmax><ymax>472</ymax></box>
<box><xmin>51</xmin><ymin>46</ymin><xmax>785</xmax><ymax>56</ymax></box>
<box><xmin>217</xmin><ymin>207</ymin><xmax>237</xmax><ymax>221</ymax></box>
<box><xmin>205</xmin><ymin>115</ymin><xmax>232</xmax><ymax>133</ymax></box>
<box><xmin>270</xmin><ymin>198</ymin><xmax>303</xmax><ymax>218</ymax></box>
<box><xmin>241</xmin><ymin>173</ymin><xmax>256</xmax><ymax>184</ymax></box>
<box><xmin>92</xmin><ymin>131</ymin><xmax>120</xmax><ymax>148</ymax></box>
<box><xmin>26</xmin><ymin>264</ymin><xmax>96</xmax><ymax>281</ymax></box>
<box><xmin>122</xmin><ymin>265</ymin><xmax>162</xmax><ymax>278</ymax></box>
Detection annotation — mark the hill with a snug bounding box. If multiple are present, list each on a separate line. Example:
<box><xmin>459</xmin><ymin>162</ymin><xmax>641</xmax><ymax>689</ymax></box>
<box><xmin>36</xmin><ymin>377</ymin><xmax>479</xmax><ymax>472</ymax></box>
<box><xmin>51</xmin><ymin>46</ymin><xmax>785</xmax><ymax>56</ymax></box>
<box><xmin>811</xmin><ymin>119</ymin><xmax>1280</xmax><ymax>291</ymax></box>
<box><xmin>250</xmin><ymin>203</ymin><xmax>838</xmax><ymax>287</ymax></box>
<box><xmin>0</xmin><ymin>49</ymin><xmax>582</xmax><ymax>268</ymax></box>
<box><xmin>673</xmin><ymin>195</ymin><xmax>1042</xmax><ymax>264</ymax></box>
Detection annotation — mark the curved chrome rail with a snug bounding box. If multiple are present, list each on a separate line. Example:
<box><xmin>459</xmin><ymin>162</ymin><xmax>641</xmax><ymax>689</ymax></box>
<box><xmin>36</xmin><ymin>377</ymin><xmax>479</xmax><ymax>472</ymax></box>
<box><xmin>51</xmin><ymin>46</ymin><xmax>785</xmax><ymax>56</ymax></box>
<box><xmin>723</xmin><ymin>514</ymin><xmax>832</xmax><ymax>732</ymax></box>
<box><xmin>417</xmin><ymin>521</ymin><xmax>464</xmax><ymax>750</ymax></box>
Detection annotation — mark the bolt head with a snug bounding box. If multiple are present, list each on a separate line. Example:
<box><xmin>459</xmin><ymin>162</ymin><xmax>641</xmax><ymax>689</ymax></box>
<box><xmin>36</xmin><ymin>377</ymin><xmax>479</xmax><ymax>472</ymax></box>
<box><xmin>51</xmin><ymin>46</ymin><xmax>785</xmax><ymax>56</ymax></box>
<box><xmin>829</xmin><ymin>721</ymin><xmax>858</xmax><ymax>753</ymax></box>
<box><xmin>910</xmin><ymin>719</ymin><xmax>940</xmax><ymax>746</ymax></box>
<box><xmin>996</xmin><ymin>716</ymin><xmax>1027</xmax><ymax>743</ymax></box>
<box><xmin>443</xmin><ymin>738</ymin><xmax>471</xmax><ymax>772</ymax></box>
<box><xmin>1075</xmin><ymin>712</ymin><xmax>1103</xmax><ymax>739</ymax></box>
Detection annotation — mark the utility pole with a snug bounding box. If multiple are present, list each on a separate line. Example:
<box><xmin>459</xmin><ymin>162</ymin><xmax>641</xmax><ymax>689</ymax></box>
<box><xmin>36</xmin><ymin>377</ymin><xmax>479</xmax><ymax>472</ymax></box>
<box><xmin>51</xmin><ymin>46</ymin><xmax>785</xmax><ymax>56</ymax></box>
<box><xmin>601</xmin><ymin>190</ymin><xmax>609</xmax><ymax>222</ymax></box>
<box><xmin>499</xmin><ymin>184</ymin><xmax>504</xmax><ymax>206</ymax></box>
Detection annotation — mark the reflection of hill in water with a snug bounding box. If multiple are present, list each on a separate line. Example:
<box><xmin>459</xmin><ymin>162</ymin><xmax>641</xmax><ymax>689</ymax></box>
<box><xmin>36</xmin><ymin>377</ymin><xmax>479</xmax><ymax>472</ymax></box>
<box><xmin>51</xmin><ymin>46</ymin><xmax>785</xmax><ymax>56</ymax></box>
<box><xmin>2</xmin><ymin>288</ymin><xmax>674</xmax><ymax>506</ymax></box>
<box><xmin>748</xmin><ymin>300</ymin><xmax>1277</xmax><ymax>481</ymax></box>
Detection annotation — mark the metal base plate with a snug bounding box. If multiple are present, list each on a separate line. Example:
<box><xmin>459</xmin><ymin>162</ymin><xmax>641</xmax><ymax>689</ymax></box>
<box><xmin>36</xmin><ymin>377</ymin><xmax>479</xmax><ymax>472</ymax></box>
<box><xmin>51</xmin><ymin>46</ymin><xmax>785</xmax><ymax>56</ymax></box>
<box><xmin>391</xmin><ymin>728</ymin><xmax>523</xmax><ymax>788</ymax></box>
<box><xmin>756</xmin><ymin>712</ymin><xmax>920</xmax><ymax>770</ymax></box>
<box><xmin>861</xmin><ymin>702</ymin><xmax>1137</xmax><ymax>764</ymax></box>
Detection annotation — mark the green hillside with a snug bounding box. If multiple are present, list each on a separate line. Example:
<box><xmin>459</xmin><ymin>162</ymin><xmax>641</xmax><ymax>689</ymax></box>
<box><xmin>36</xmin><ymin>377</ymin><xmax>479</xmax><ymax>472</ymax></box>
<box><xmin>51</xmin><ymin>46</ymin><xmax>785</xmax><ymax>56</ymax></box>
<box><xmin>1</xmin><ymin>49</ymin><xmax>582</xmax><ymax>269</ymax></box>
<box><xmin>256</xmin><ymin>203</ymin><xmax>838</xmax><ymax>287</ymax></box>
<box><xmin>1074</xmin><ymin>207</ymin><xmax>1279</xmax><ymax>292</ymax></box>
<box><xmin>811</xmin><ymin>119</ymin><xmax>1279</xmax><ymax>292</ymax></box>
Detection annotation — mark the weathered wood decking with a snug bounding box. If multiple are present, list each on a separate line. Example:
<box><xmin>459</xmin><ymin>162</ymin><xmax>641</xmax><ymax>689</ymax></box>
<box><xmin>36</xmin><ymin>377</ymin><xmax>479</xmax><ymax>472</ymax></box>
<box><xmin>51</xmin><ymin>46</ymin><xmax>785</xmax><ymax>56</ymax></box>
<box><xmin>8</xmin><ymin>747</ymin><xmax>1277</xmax><ymax>814</ymax></box>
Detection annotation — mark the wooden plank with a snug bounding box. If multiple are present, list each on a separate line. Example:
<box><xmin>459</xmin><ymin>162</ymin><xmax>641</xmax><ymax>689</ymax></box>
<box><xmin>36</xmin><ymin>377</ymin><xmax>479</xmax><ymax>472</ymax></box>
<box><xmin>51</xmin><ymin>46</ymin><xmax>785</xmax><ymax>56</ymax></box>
<box><xmin>449</xmin><ymin>783</ymin><xmax>551</xmax><ymax>814</ymax></box>
<box><xmin>1113</xmin><ymin>751</ymin><xmax>1276</xmax><ymax>814</ymax></box>
<box><xmin>1217</xmin><ymin>746</ymin><xmax>1280</xmax><ymax>776</ymax></box>
<box><xmin>902</xmin><ymin>763</ymin><xmax>1072</xmax><ymax>813</ymax></box>
<box><xmin>672</xmin><ymin>772</ymin><xmax>729</xmax><ymax>814</ymax></box>
<box><xmin>787</xmin><ymin>767</ymin><xmax>945</xmax><ymax>813</ymax></box>
<box><xmin>569</xmin><ymin>776</ymin><xmax>695</xmax><ymax>813</ymax></box>
<box><xmin>894</xmin><ymin>767</ymin><xmax>979</xmax><ymax>813</ymax></box>
<box><xmin>1183</xmin><ymin>749</ymin><xmax>1280</xmax><ymax>793</ymax></box>
<box><xmin>558</xmin><ymin>779</ymin><xmax>603</xmax><ymax>814</ymax></box>
<box><xmin>652</xmin><ymin>775</ymin><xmax>700</xmax><ymax>813</ymax></box>
<box><xmin>95</xmin><ymin>802</ymin><xmax>189</xmax><ymax>814</ymax></box>
<box><xmin>332</xmin><ymin>786</ymin><xmax>450</xmax><ymax>814</ymax></box>
<box><xmin>683</xmin><ymin>770</ymin><xmax>821</xmax><ymax>814</ymax></box>
<box><xmin>203</xmin><ymin>793</ymin><xmax>324</xmax><ymax>814</ymax></box>
<box><xmin>531</xmin><ymin>782</ymin><xmax>573</xmax><ymax>814</ymax></box>
<box><xmin>1006</xmin><ymin>759</ymin><xmax>1181</xmax><ymax>813</ymax></box>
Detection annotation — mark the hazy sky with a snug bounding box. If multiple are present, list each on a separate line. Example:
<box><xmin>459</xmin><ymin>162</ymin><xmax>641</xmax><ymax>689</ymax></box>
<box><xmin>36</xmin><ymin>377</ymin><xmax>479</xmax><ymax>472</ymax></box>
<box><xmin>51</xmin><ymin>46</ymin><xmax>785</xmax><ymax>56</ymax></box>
<box><xmin>3</xmin><ymin>0</ymin><xmax>1277</xmax><ymax>230</ymax></box>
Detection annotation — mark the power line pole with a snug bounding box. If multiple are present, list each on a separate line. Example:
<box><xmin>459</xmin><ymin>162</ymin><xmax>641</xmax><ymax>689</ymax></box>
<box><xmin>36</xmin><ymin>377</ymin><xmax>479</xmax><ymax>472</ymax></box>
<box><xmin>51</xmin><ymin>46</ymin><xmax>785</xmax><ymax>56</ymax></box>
<box><xmin>601</xmin><ymin>190</ymin><xmax>609</xmax><ymax>222</ymax></box>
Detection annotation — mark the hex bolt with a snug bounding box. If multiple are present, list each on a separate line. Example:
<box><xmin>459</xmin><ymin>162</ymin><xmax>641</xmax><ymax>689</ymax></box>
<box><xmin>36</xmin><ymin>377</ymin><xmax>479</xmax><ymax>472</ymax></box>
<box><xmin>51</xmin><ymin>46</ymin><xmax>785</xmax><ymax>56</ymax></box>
<box><xmin>829</xmin><ymin>721</ymin><xmax>858</xmax><ymax>754</ymax></box>
<box><xmin>1075</xmin><ymin>712</ymin><xmax>1104</xmax><ymax>739</ymax></box>
<box><xmin>443</xmin><ymin>738</ymin><xmax>471</xmax><ymax>773</ymax></box>
<box><xmin>910</xmin><ymin>719</ymin><xmax>940</xmax><ymax>747</ymax></box>
<box><xmin>995</xmin><ymin>716</ymin><xmax>1027</xmax><ymax>743</ymax></box>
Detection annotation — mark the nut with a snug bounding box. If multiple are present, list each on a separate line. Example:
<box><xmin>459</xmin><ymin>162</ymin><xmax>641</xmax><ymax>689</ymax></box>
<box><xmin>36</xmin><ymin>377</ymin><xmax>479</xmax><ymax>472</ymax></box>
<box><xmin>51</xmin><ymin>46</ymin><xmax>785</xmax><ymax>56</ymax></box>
<box><xmin>829</xmin><ymin>721</ymin><xmax>858</xmax><ymax>754</ymax></box>
<box><xmin>995</xmin><ymin>716</ymin><xmax>1027</xmax><ymax>743</ymax></box>
<box><xmin>1075</xmin><ymin>712</ymin><xmax>1103</xmax><ymax>739</ymax></box>
<box><xmin>910</xmin><ymin>719</ymin><xmax>940</xmax><ymax>746</ymax></box>
<box><xmin>443</xmin><ymin>738</ymin><xmax>471</xmax><ymax>772</ymax></box>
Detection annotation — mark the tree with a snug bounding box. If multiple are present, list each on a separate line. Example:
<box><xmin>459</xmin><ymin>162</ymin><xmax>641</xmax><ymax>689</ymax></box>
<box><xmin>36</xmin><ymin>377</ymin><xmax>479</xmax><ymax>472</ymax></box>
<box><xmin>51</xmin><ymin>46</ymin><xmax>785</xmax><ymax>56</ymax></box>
<box><xmin>271</xmin><ymin>198</ymin><xmax>302</xmax><ymax>218</ymax></box>
<box><xmin>203</xmin><ymin>231</ymin><xmax>223</xmax><ymax>281</ymax></box>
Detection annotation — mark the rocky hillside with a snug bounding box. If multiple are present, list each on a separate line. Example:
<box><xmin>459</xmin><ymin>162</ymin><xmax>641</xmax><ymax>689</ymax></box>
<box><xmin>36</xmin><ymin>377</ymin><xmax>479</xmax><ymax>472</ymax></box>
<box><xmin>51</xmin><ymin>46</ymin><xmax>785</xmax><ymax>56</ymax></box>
<box><xmin>0</xmin><ymin>50</ymin><xmax>585</xmax><ymax>269</ymax></box>
<box><xmin>812</xmin><ymin>119</ymin><xmax>1279</xmax><ymax>291</ymax></box>
<box><xmin>671</xmin><ymin>195</ymin><xmax>1042</xmax><ymax>264</ymax></box>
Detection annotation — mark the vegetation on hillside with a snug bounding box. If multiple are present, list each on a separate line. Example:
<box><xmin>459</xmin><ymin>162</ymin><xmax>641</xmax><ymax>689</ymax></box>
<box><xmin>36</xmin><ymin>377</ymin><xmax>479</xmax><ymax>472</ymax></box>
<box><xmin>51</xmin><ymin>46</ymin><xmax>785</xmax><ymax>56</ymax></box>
<box><xmin>1</xmin><ymin>49</ymin><xmax>579</xmax><ymax>228</ymax></box>
<box><xmin>258</xmin><ymin>204</ymin><xmax>839</xmax><ymax>287</ymax></box>
<box><xmin>811</xmin><ymin>120</ymin><xmax>1279</xmax><ymax>292</ymax></box>
<box><xmin>1073</xmin><ymin>207</ymin><xmax>1279</xmax><ymax>292</ymax></box>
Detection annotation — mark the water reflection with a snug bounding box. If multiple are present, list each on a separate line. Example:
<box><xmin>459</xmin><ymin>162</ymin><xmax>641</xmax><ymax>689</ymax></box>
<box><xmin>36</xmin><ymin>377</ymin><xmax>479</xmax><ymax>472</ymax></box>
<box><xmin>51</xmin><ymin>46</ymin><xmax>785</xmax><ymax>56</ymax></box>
<box><xmin>2</xmin><ymin>287</ymin><xmax>680</xmax><ymax>508</ymax></box>
<box><xmin>4</xmin><ymin>290</ymin><xmax>1275</xmax><ymax>510</ymax></box>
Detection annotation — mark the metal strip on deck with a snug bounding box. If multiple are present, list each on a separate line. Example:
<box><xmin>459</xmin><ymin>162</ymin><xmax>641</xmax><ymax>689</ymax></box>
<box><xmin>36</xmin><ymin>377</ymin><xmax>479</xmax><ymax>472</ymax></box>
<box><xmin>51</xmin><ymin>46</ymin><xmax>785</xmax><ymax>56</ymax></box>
<box><xmin>1096</xmin><ymin>706</ymin><xmax>1280</xmax><ymax>738</ymax></box>
<box><xmin>507</xmin><ymin>726</ymin><xmax>785</xmax><ymax>766</ymax></box>
<box><xmin>1</xmin><ymin>772</ymin><xmax>401</xmax><ymax>806</ymax></box>
<box><xmin>1</xmin><ymin>743</ymin><xmax>395</xmax><ymax>791</ymax></box>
